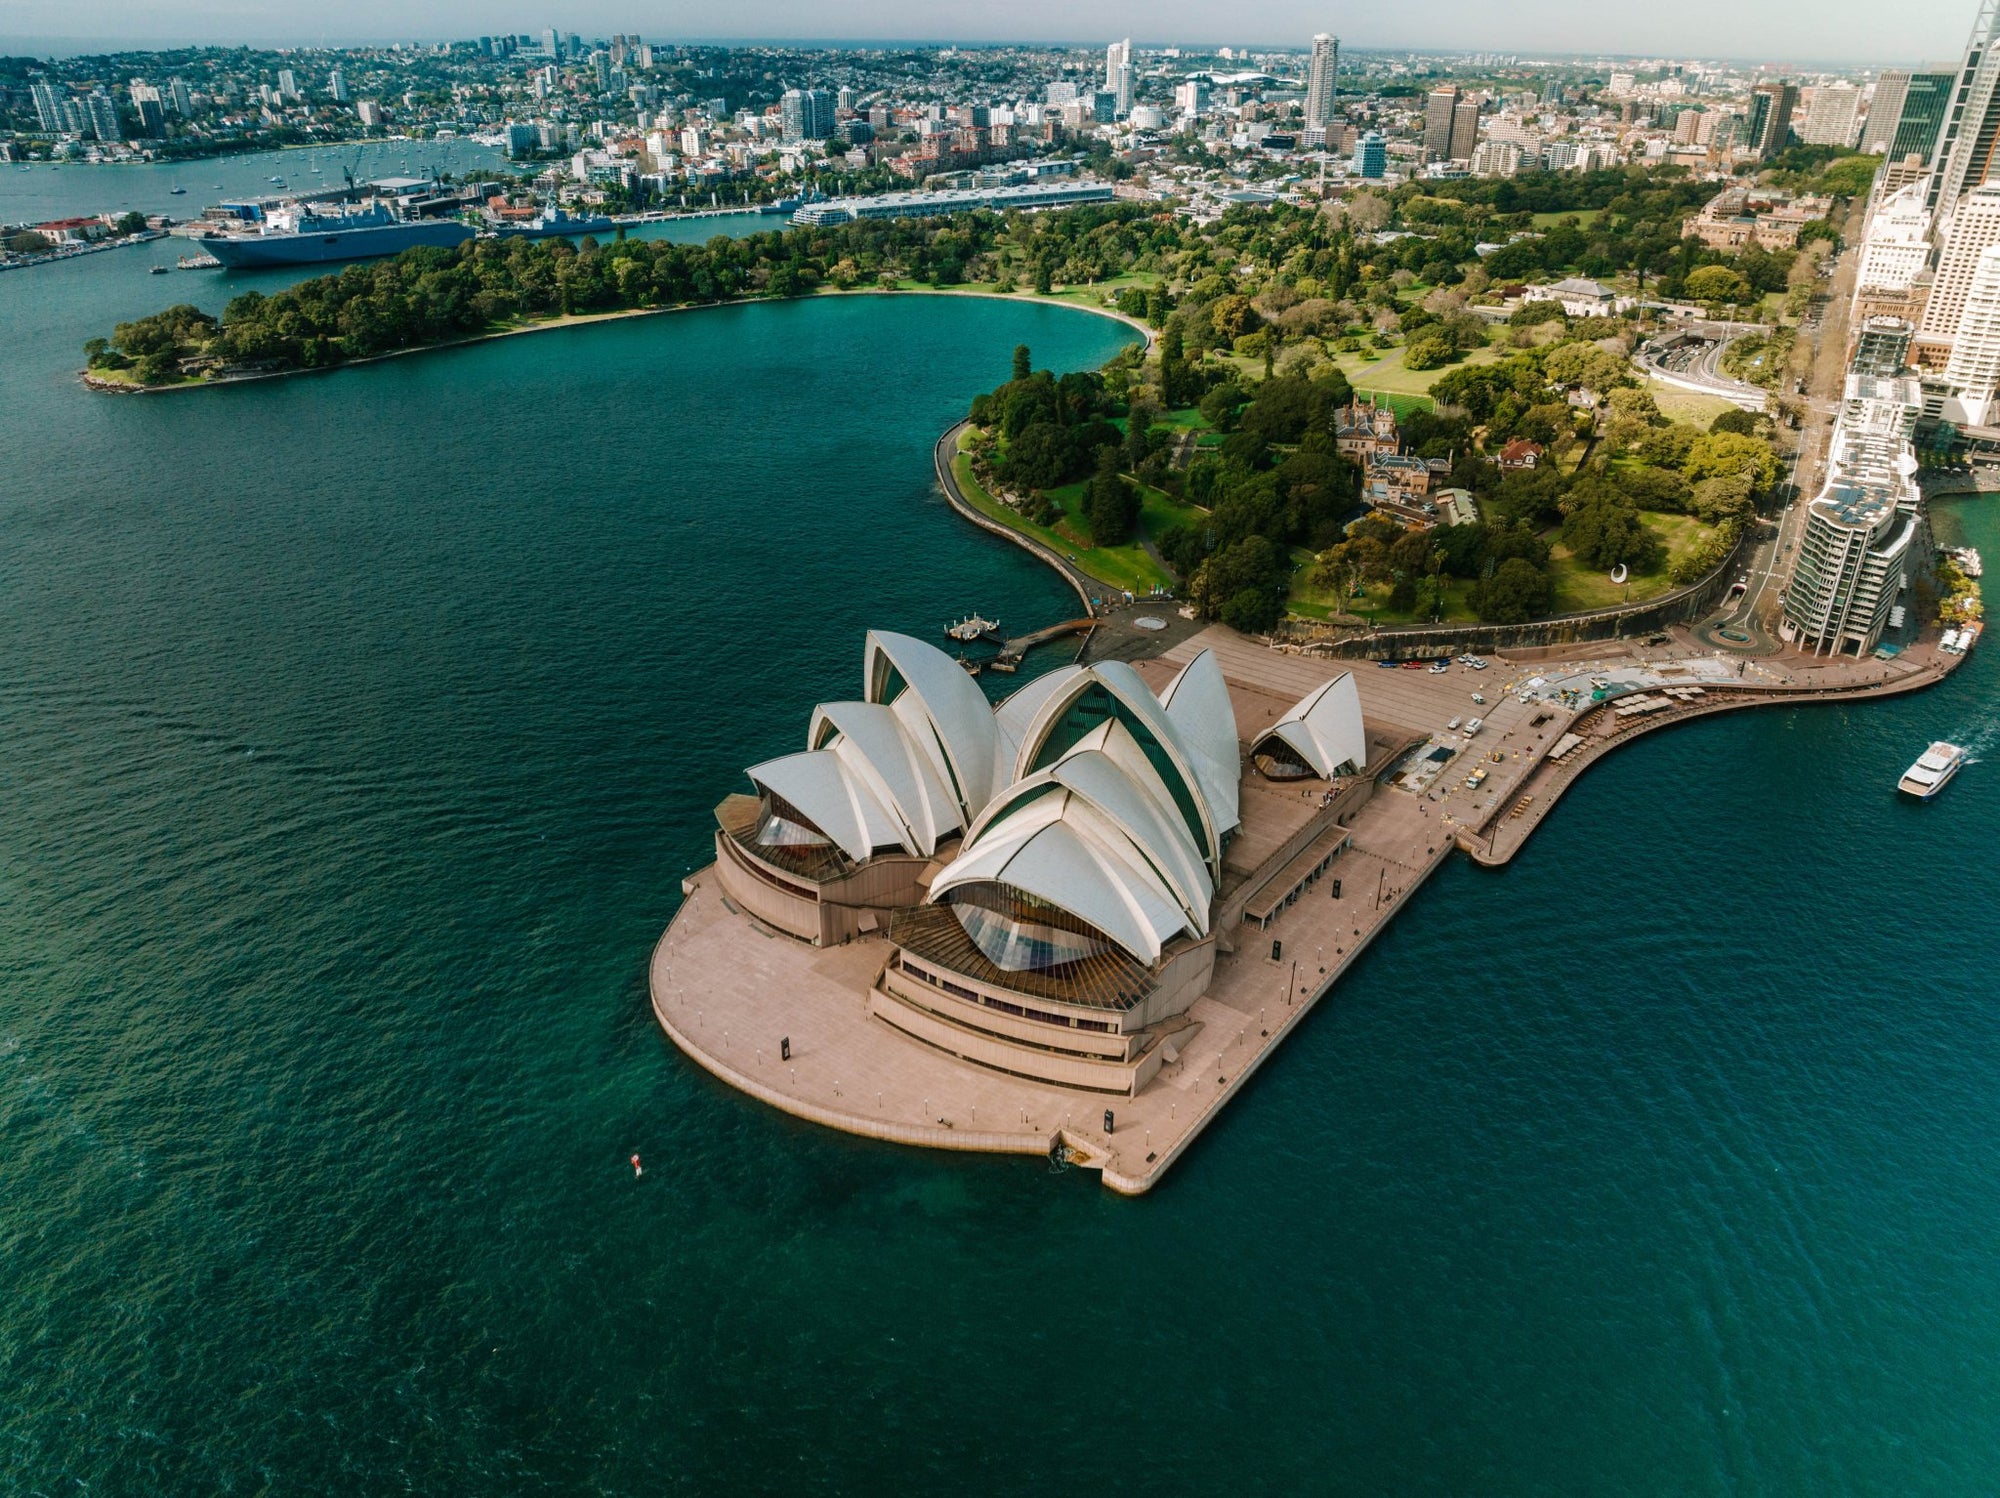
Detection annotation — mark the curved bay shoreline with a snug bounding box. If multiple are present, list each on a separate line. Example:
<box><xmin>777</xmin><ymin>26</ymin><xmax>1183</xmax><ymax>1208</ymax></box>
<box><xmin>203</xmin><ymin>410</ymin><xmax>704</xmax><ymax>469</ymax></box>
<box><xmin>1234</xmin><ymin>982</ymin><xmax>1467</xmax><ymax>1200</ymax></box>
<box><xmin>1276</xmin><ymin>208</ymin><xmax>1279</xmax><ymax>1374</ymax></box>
<box><xmin>80</xmin><ymin>284</ymin><xmax>1154</xmax><ymax>395</ymax></box>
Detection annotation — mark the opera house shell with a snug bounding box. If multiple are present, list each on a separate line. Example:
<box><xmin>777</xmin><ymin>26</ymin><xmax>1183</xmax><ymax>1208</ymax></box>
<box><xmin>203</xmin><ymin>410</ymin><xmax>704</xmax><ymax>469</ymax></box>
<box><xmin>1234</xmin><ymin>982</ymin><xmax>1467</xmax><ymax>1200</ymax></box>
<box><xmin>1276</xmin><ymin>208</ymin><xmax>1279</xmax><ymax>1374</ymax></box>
<box><xmin>711</xmin><ymin>631</ymin><xmax>1248</xmax><ymax>1096</ymax></box>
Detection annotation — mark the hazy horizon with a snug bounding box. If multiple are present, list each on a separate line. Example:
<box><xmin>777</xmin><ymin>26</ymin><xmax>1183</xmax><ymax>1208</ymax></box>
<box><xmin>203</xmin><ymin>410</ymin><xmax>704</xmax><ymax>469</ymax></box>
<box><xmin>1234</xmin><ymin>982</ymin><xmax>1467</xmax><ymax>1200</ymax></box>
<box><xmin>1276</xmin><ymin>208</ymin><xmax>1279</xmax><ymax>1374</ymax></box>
<box><xmin>0</xmin><ymin>0</ymin><xmax>1978</xmax><ymax>69</ymax></box>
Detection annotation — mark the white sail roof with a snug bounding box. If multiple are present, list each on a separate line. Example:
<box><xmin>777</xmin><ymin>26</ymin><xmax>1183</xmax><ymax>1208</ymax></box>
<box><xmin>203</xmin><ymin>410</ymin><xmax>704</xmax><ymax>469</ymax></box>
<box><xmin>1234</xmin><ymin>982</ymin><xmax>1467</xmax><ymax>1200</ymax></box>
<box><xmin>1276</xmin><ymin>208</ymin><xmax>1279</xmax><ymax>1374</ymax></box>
<box><xmin>863</xmin><ymin>630</ymin><xmax>1003</xmax><ymax>818</ymax></box>
<box><xmin>1254</xmin><ymin>672</ymin><xmax>1368</xmax><ymax>779</ymax></box>
<box><xmin>1155</xmin><ymin>648</ymin><xmax>1242</xmax><ymax>836</ymax></box>
<box><xmin>747</xmin><ymin>749</ymin><xmax>907</xmax><ymax>864</ymax></box>
<box><xmin>929</xmin><ymin>784</ymin><xmax>1198</xmax><ymax>963</ymax></box>
<box><xmin>1007</xmin><ymin>659</ymin><xmax>1231</xmax><ymax>876</ymax></box>
<box><xmin>808</xmin><ymin>701</ymin><xmax>961</xmax><ymax>853</ymax></box>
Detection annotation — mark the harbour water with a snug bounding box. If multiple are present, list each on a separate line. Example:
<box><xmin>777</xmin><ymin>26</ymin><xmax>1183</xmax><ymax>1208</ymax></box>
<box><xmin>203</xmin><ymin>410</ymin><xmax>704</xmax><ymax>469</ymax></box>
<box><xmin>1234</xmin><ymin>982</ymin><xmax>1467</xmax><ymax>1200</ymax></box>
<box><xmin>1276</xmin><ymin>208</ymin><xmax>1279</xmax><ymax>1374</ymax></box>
<box><xmin>5</xmin><ymin>242</ymin><xmax>2000</xmax><ymax>1492</ymax></box>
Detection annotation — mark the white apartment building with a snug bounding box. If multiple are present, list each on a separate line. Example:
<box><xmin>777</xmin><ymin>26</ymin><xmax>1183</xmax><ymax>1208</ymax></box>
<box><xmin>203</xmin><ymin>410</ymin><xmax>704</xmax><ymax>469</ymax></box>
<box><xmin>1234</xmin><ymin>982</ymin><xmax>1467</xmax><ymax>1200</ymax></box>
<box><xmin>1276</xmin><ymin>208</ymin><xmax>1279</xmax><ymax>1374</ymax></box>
<box><xmin>1941</xmin><ymin>244</ymin><xmax>2000</xmax><ymax>424</ymax></box>
<box><xmin>1919</xmin><ymin>182</ymin><xmax>2000</xmax><ymax>348</ymax></box>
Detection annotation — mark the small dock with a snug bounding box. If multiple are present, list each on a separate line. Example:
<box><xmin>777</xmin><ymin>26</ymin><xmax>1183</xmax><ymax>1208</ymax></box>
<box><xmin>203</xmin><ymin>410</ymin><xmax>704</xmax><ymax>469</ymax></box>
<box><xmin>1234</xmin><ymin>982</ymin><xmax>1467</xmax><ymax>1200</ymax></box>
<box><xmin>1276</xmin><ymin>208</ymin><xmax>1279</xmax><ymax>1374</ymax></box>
<box><xmin>991</xmin><ymin>617</ymin><xmax>1096</xmax><ymax>672</ymax></box>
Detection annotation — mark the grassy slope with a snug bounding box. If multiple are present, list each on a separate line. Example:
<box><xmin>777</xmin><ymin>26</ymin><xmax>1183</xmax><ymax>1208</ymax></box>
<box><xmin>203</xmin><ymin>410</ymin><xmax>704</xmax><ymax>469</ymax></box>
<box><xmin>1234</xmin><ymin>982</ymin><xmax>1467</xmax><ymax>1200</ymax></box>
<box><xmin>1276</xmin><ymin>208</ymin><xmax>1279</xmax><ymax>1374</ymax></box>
<box><xmin>949</xmin><ymin>442</ymin><xmax>1198</xmax><ymax>596</ymax></box>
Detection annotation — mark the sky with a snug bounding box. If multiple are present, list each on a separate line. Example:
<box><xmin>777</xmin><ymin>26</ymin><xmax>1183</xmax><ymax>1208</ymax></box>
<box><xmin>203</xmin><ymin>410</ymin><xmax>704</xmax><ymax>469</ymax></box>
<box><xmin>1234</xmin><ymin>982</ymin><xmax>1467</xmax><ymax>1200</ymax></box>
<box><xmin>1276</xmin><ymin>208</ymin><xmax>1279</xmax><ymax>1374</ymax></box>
<box><xmin>0</xmin><ymin>0</ymin><xmax>1979</xmax><ymax>65</ymax></box>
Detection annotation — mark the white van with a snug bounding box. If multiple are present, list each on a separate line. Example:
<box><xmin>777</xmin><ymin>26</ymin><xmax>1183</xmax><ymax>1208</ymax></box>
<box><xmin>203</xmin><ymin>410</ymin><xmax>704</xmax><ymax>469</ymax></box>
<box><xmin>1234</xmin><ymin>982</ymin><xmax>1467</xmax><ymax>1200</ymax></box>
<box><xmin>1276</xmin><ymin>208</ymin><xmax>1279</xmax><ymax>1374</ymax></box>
<box><xmin>1463</xmin><ymin>717</ymin><xmax>1485</xmax><ymax>737</ymax></box>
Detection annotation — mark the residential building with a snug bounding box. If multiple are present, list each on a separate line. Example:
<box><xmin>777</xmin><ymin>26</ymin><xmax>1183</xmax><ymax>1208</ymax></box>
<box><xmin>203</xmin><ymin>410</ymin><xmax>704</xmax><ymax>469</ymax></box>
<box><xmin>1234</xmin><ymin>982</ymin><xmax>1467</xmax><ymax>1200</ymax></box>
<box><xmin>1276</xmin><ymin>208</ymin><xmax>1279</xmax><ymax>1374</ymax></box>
<box><xmin>1783</xmin><ymin>478</ymin><xmax>1915</xmax><ymax>656</ymax></box>
<box><xmin>277</xmin><ymin>68</ymin><xmax>300</xmax><ymax>101</ymax></box>
<box><xmin>329</xmin><ymin>68</ymin><xmax>348</xmax><ymax>103</ymax></box>
<box><xmin>168</xmin><ymin>77</ymin><xmax>193</xmax><ymax>116</ymax></box>
<box><xmin>1106</xmin><ymin>39</ymin><xmax>1133</xmax><ymax>117</ymax></box>
<box><xmin>1783</xmin><ymin>339</ymin><xmax>1922</xmax><ymax>657</ymax></box>
<box><xmin>30</xmin><ymin>81</ymin><xmax>62</xmax><ymax>133</ymax></box>
<box><xmin>781</xmin><ymin>87</ymin><xmax>834</xmax><ymax>143</ymax></box>
<box><xmin>1860</xmin><ymin>70</ymin><xmax>1912</xmax><ymax>153</ymax></box>
<box><xmin>83</xmin><ymin>90</ymin><xmax>120</xmax><ymax>142</ymax></box>
<box><xmin>356</xmin><ymin>99</ymin><xmax>384</xmax><ymax>128</ymax></box>
<box><xmin>1800</xmin><ymin>82</ymin><xmax>1862</xmax><ymax>147</ymax></box>
<box><xmin>1745</xmin><ymin>80</ymin><xmax>1798</xmax><ymax>158</ymax></box>
<box><xmin>1942</xmin><ymin>244</ymin><xmax>2000</xmax><ymax>422</ymax></box>
<box><xmin>1920</xmin><ymin>182</ymin><xmax>2000</xmax><ymax>350</ymax></box>
<box><xmin>1451</xmin><ymin>98</ymin><xmax>1481</xmax><ymax>161</ymax></box>
<box><xmin>1304</xmin><ymin>33</ymin><xmax>1340</xmax><ymax>133</ymax></box>
<box><xmin>1470</xmin><ymin>139</ymin><xmax>1525</xmax><ymax>177</ymax></box>
<box><xmin>1496</xmin><ymin>438</ymin><xmax>1544</xmax><ymax>471</ymax></box>
<box><xmin>1424</xmin><ymin>86</ymin><xmax>1460</xmax><ymax>161</ymax></box>
<box><xmin>1351</xmin><ymin>130</ymin><xmax>1386</xmax><ymax>179</ymax></box>
<box><xmin>1175</xmin><ymin>79</ymin><xmax>1209</xmax><ymax>117</ymax></box>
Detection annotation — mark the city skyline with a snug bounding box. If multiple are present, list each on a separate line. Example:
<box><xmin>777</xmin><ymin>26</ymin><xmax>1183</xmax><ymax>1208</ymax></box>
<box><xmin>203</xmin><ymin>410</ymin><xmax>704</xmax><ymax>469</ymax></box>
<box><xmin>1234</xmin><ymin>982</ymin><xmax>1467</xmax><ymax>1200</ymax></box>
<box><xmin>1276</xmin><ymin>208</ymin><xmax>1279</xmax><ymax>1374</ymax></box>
<box><xmin>0</xmin><ymin>1</ymin><xmax>1980</xmax><ymax>66</ymax></box>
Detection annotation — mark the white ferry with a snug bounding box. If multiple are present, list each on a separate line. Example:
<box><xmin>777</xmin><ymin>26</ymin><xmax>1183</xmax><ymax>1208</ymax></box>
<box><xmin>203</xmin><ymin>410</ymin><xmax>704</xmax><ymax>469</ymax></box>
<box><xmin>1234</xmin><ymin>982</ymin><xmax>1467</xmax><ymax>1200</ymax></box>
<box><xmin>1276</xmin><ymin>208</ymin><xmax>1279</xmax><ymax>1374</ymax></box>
<box><xmin>1898</xmin><ymin>742</ymin><xmax>1966</xmax><ymax>800</ymax></box>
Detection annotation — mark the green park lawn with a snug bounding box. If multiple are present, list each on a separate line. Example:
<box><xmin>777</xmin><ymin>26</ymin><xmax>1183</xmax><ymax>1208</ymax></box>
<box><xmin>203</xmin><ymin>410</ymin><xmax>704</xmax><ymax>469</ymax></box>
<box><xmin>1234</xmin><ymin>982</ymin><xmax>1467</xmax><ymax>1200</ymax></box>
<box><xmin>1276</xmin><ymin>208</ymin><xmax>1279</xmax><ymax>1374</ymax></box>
<box><xmin>1546</xmin><ymin>511</ymin><xmax>1718</xmax><ymax>612</ymax></box>
<box><xmin>1327</xmin><ymin>339</ymin><xmax>1507</xmax><ymax>400</ymax></box>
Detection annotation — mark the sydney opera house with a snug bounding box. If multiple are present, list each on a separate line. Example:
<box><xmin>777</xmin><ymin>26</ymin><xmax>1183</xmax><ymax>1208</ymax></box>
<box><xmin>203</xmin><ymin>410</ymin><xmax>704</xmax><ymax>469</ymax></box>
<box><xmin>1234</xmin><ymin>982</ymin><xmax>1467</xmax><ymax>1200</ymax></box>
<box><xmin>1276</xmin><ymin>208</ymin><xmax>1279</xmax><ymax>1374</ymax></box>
<box><xmin>709</xmin><ymin>630</ymin><xmax>1391</xmax><ymax>1099</ymax></box>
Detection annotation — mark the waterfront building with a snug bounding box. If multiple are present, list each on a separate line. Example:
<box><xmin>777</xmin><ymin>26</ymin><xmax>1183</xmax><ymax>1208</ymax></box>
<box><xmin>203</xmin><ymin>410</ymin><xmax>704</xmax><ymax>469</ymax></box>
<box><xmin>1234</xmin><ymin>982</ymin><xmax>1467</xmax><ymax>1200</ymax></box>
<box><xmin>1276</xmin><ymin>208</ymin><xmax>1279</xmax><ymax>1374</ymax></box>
<box><xmin>30</xmin><ymin>81</ymin><xmax>62</xmax><ymax>133</ymax></box>
<box><xmin>83</xmin><ymin>91</ymin><xmax>121</xmax><ymax>143</ymax></box>
<box><xmin>278</xmin><ymin>68</ymin><xmax>300</xmax><ymax>101</ymax></box>
<box><xmin>873</xmin><ymin>652</ymin><xmax>1243</xmax><ymax>1096</ymax></box>
<box><xmin>712</xmin><ymin>632</ymin><xmax>1003</xmax><ymax>948</ymax></box>
<box><xmin>1783</xmin><ymin>479</ymin><xmax>1917</xmax><ymax>656</ymax></box>
<box><xmin>790</xmin><ymin>181</ymin><xmax>1114</xmax><ymax>225</ymax></box>
<box><xmin>1782</xmin><ymin>360</ymin><xmax>1922</xmax><ymax>656</ymax></box>
<box><xmin>168</xmin><ymin>77</ymin><xmax>193</xmax><ymax>116</ymax></box>
<box><xmin>703</xmin><ymin>632</ymin><xmax>1393</xmax><ymax>1100</ymax></box>
<box><xmin>1250</xmin><ymin>674</ymin><xmax>1368</xmax><ymax>781</ymax></box>
<box><xmin>1304</xmin><ymin>33</ymin><xmax>1340</xmax><ymax>134</ymax></box>
<box><xmin>1931</xmin><ymin>1</ymin><xmax>2000</xmax><ymax>221</ymax></box>
<box><xmin>1940</xmin><ymin>244</ymin><xmax>2000</xmax><ymax>423</ymax></box>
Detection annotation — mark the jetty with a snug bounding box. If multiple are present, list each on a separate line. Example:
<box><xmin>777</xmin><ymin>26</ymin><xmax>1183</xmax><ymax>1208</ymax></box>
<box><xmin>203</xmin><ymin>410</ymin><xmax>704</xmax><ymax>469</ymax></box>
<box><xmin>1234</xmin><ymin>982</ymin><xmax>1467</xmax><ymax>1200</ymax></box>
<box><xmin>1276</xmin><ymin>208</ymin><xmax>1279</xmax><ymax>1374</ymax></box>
<box><xmin>990</xmin><ymin>617</ymin><xmax>1095</xmax><ymax>671</ymax></box>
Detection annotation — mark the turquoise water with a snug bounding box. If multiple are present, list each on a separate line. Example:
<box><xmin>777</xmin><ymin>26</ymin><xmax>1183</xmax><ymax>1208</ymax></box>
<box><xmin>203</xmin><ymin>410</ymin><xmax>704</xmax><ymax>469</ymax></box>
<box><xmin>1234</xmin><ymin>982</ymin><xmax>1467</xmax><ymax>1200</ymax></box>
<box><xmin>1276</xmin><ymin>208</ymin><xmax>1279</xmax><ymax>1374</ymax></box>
<box><xmin>6</xmin><ymin>246</ymin><xmax>2000</xmax><ymax>1494</ymax></box>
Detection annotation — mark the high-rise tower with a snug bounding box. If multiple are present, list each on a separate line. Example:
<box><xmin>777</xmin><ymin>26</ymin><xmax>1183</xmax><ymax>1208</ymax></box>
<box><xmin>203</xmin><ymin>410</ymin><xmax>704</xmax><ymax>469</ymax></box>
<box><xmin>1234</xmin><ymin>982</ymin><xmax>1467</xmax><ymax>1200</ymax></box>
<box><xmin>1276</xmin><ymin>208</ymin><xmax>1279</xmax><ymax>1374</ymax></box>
<box><xmin>1304</xmin><ymin>34</ymin><xmax>1339</xmax><ymax>133</ymax></box>
<box><xmin>1929</xmin><ymin>0</ymin><xmax>2000</xmax><ymax>222</ymax></box>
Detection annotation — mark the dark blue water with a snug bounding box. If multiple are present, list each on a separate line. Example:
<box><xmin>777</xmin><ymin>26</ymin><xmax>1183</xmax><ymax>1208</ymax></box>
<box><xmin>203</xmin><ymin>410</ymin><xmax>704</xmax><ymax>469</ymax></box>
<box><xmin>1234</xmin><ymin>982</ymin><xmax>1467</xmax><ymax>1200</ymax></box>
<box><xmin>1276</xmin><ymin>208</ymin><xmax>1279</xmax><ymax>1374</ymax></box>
<box><xmin>5</xmin><ymin>242</ymin><xmax>2000</xmax><ymax>1495</ymax></box>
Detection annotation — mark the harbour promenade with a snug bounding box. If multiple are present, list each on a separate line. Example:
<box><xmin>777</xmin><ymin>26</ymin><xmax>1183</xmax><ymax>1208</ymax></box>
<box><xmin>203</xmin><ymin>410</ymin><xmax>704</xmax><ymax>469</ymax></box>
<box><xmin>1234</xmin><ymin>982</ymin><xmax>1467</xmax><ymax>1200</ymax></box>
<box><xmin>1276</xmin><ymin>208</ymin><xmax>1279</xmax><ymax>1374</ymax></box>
<box><xmin>1459</xmin><ymin>633</ymin><xmax>1965</xmax><ymax>866</ymax></box>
